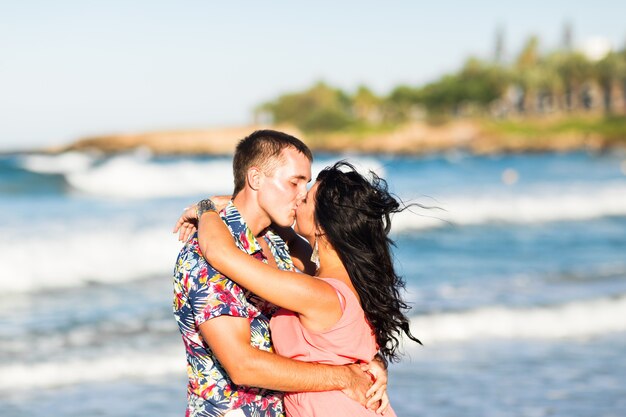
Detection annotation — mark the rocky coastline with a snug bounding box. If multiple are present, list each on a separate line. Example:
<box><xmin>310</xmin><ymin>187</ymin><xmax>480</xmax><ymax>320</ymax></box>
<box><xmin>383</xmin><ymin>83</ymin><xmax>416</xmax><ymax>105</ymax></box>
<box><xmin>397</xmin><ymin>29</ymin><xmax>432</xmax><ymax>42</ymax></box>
<box><xmin>43</xmin><ymin>119</ymin><xmax>625</xmax><ymax>156</ymax></box>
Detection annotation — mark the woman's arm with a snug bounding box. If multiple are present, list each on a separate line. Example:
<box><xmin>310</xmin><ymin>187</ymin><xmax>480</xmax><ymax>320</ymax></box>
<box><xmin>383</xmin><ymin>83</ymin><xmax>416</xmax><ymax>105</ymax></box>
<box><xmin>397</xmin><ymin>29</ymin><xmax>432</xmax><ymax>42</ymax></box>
<box><xmin>197</xmin><ymin>212</ymin><xmax>342</xmax><ymax>331</ymax></box>
<box><xmin>172</xmin><ymin>196</ymin><xmax>232</xmax><ymax>242</ymax></box>
<box><xmin>173</xmin><ymin>200</ymin><xmax>317</xmax><ymax>274</ymax></box>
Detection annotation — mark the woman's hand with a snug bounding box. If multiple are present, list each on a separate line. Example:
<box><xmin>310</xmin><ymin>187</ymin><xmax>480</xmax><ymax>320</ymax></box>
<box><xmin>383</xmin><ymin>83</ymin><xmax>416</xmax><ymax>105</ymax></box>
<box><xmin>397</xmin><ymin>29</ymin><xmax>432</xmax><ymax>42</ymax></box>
<box><xmin>361</xmin><ymin>360</ymin><xmax>390</xmax><ymax>414</ymax></box>
<box><xmin>172</xmin><ymin>205</ymin><xmax>198</xmax><ymax>242</ymax></box>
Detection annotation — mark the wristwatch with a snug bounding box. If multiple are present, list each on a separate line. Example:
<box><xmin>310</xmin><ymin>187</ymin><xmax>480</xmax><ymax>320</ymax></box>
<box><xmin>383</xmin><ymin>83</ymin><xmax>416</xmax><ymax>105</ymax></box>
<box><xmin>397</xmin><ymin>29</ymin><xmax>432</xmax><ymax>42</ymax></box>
<box><xmin>196</xmin><ymin>198</ymin><xmax>217</xmax><ymax>219</ymax></box>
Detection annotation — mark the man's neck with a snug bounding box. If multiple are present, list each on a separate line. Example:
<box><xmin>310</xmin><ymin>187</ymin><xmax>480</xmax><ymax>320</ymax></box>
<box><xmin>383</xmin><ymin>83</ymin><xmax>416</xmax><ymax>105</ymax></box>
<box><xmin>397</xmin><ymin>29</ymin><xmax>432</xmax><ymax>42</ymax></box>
<box><xmin>232</xmin><ymin>192</ymin><xmax>271</xmax><ymax>237</ymax></box>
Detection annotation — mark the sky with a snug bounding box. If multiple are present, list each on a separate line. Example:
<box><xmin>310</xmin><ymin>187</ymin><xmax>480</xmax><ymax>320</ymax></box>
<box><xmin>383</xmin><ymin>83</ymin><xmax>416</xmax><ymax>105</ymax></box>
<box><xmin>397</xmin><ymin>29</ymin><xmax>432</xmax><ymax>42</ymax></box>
<box><xmin>1</xmin><ymin>0</ymin><xmax>625</xmax><ymax>151</ymax></box>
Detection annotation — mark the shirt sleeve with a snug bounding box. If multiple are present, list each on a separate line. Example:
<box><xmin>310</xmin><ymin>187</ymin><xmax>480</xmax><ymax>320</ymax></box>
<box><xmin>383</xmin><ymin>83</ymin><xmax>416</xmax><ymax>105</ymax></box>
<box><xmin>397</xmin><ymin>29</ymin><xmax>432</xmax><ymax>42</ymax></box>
<box><xmin>189</xmin><ymin>262</ymin><xmax>250</xmax><ymax>327</ymax></box>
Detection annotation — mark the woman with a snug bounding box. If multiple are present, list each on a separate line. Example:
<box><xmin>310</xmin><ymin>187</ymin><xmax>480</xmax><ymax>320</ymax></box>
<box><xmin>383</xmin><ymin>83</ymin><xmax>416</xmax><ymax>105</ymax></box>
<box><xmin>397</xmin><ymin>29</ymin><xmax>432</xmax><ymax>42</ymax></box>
<box><xmin>180</xmin><ymin>162</ymin><xmax>420</xmax><ymax>416</ymax></box>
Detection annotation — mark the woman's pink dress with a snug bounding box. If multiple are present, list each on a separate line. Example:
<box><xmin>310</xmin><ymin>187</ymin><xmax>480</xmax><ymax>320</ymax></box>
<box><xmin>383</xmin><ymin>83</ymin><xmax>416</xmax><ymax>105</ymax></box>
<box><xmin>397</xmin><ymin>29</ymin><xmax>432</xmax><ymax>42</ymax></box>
<box><xmin>270</xmin><ymin>278</ymin><xmax>397</xmax><ymax>417</ymax></box>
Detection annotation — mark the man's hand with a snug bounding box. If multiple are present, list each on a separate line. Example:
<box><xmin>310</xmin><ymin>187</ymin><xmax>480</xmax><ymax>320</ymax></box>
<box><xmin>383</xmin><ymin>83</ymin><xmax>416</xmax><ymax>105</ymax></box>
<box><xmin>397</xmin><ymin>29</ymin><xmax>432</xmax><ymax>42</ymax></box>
<box><xmin>341</xmin><ymin>363</ymin><xmax>373</xmax><ymax>407</ymax></box>
<box><xmin>172</xmin><ymin>205</ymin><xmax>198</xmax><ymax>242</ymax></box>
<box><xmin>361</xmin><ymin>361</ymin><xmax>390</xmax><ymax>414</ymax></box>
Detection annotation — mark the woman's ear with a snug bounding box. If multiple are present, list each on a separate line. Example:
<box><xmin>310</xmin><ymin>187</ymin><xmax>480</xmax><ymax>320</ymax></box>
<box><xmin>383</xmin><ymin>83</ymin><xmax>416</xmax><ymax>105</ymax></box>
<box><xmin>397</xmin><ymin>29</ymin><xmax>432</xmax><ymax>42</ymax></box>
<box><xmin>247</xmin><ymin>166</ymin><xmax>262</xmax><ymax>191</ymax></box>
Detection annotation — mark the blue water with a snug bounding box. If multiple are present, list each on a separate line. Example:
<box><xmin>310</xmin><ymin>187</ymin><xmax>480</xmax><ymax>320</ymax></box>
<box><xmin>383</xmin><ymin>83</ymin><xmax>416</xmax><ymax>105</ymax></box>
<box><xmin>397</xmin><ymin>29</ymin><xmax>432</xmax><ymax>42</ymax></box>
<box><xmin>1</xmin><ymin>150</ymin><xmax>626</xmax><ymax>416</ymax></box>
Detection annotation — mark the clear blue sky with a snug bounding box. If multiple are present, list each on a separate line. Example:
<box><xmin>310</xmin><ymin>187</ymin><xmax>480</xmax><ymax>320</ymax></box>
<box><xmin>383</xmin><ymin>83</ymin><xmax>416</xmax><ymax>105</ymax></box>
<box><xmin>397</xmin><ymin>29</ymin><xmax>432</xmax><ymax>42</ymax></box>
<box><xmin>1</xmin><ymin>0</ymin><xmax>625</xmax><ymax>150</ymax></box>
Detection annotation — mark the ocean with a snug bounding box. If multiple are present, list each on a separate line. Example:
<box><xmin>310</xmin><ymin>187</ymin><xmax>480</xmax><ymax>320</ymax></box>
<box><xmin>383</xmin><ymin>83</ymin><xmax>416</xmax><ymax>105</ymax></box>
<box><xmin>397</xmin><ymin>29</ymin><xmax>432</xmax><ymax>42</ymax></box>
<box><xmin>1</xmin><ymin>149</ymin><xmax>625</xmax><ymax>416</ymax></box>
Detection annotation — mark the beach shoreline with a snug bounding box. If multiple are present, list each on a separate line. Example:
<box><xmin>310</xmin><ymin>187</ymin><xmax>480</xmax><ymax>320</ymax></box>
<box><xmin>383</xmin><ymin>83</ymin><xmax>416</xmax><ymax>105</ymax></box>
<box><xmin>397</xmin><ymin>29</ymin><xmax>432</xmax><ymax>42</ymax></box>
<box><xmin>21</xmin><ymin>117</ymin><xmax>626</xmax><ymax>157</ymax></box>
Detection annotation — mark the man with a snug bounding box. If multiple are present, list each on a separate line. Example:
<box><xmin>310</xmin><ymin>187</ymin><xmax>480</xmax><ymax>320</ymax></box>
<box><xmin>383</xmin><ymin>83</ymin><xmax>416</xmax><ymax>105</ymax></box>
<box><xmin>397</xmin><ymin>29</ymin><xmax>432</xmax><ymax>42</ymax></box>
<box><xmin>173</xmin><ymin>130</ymin><xmax>380</xmax><ymax>417</ymax></box>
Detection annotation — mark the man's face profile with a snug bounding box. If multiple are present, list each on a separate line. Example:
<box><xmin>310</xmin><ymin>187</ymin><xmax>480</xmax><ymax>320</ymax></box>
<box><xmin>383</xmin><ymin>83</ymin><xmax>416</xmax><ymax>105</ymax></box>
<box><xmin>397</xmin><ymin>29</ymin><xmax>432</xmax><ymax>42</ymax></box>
<box><xmin>257</xmin><ymin>147</ymin><xmax>311</xmax><ymax>228</ymax></box>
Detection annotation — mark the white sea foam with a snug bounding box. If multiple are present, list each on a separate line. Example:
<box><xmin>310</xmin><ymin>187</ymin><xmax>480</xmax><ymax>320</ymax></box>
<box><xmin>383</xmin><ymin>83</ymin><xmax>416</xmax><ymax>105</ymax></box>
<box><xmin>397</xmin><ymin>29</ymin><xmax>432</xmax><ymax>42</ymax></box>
<box><xmin>2</xmin><ymin>186</ymin><xmax>625</xmax><ymax>294</ymax></box>
<box><xmin>66</xmin><ymin>154</ymin><xmax>235</xmax><ymax>199</ymax></box>
<box><xmin>410</xmin><ymin>295</ymin><xmax>626</xmax><ymax>344</ymax></box>
<box><xmin>61</xmin><ymin>153</ymin><xmax>384</xmax><ymax>199</ymax></box>
<box><xmin>32</xmin><ymin>152</ymin><xmax>626</xmax><ymax>229</ymax></box>
<box><xmin>17</xmin><ymin>152</ymin><xmax>626</xmax><ymax>227</ymax></box>
<box><xmin>18</xmin><ymin>152</ymin><xmax>97</xmax><ymax>174</ymax></box>
<box><xmin>0</xmin><ymin>347</ymin><xmax>185</xmax><ymax>391</ymax></box>
<box><xmin>393</xmin><ymin>182</ymin><xmax>626</xmax><ymax>231</ymax></box>
<box><xmin>0</xmin><ymin>225</ymin><xmax>182</xmax><ymax>293</ymax></box>
<box><xmin>3</xmin><ymin>296</ymin><xmax>626</xmax><ymax>390</ymax></box>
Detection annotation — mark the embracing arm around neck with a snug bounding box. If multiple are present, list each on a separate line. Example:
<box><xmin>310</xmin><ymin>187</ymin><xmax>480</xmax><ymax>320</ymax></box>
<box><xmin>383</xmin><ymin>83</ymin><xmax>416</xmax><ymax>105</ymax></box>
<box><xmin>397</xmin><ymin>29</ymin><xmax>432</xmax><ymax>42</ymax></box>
<box><xmin>197</xmin><ymin>212</ymin><xmax>341</xmax><ymax>332</ymax></box>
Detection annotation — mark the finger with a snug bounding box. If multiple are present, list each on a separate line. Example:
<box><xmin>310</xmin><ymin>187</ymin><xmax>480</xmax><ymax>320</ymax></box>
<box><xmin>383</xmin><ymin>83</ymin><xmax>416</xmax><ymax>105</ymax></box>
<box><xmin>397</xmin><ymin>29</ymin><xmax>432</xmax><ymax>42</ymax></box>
<box><xmin>182</xmin><ymin>224</ymin><xmax>195</xmax><ymax>242</ymax></box>
<box><xmin>376</xmin><ymin>393</ymin><xmax>390</xmax><ymax>414</ymax></box>
<box><xmin>366</xmin><ymin>375</ymin><xmax>385</xmax><ymax>398</ymax></box>
<box><xmin>364</xmin><ymin>361</ymin><xmax>386</xmax><ymax>381</ymax></box>
<box><xmin>366</xmin><ymin>386</ymin><xmax>385</xmax><ymax>409</ymax></box>
<box><xmin>173</xmin><ymin>215</ymin><xmax>188</xmax><ymax>233</ymax></box>
<box><xmin>184</xmin><ymin>226</ymin><xmax>196</xmax><ymax>241</ymax></box>
<box><xmin>177</xmin><ymin>223</ymin><xmax>186</xmax><ymax>241</ymax></box>
<box><xmin>179</xmin><ymin>224</ymin><xmax>191</xmax><ymax>241</ymax></box>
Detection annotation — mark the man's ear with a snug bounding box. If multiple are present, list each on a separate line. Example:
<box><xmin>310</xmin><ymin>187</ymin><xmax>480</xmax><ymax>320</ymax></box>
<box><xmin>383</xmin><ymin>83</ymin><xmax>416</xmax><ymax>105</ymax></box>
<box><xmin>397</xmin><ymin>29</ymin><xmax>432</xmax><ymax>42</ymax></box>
<box><xmin>247</xmin><ymin>166</ymin><xmax>262</xmax><ymax>191</ymax></box>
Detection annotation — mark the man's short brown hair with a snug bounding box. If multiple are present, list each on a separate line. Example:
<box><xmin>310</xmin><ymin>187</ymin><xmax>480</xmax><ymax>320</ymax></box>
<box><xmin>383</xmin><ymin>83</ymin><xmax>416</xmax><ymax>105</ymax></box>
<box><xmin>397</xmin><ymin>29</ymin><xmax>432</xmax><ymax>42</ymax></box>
<box><xmin>232</xmin><ymin>130</ymin><xmax>313</xmax><ymax>196</ymax></box>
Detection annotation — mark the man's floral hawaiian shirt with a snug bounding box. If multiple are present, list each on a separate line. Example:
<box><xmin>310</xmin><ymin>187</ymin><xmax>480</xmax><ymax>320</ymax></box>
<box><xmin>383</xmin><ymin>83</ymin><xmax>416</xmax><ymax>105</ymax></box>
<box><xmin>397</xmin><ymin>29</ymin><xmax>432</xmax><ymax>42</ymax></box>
<box><xmin>173</xmin><ymin>202</ymin><xmax>294</xmax><ymax>417</ymax></box>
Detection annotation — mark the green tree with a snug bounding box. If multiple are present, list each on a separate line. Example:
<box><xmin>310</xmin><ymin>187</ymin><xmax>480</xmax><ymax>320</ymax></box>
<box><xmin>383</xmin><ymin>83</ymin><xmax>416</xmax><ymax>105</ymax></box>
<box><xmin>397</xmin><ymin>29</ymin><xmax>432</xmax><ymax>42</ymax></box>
<box><xmin>255</xmin><ymin>33</ymin><xmax>625</xmax><ymax>129</ymax></box>
<box><xmin>595</xmin><ymin>51</ymin><xmax>626</xmax><ymax>114</ymax></box>
<box><xmin>258</xmin><ymin>81</ymin><xmax>354</xmax><ymax>132</ymax></box>
<box><xmin>555</xmin><ymin>51</ymin><xmax>593</xmax><ymax>111</ymax></box>
<box><xmin>541</xmin><ymin>53</ymin><xmax>567</xmax><ymax>113</ymax></box>
<box><xmin>458</xmin><ymin>58</ymin><xmax>510</xmax><ymax>107</ymax></box>
<box><xmin>352</xmin><ymin>85</ymin><xmax>382</xmax><ymax>123</ymax></box>
<box><xmin>385</xmin><ymin>85</ymin><xmax>422</xmax><ymax>122</ymax></box>
<box><xmin>514</xmin><ymin>36</ymin><xmax>542</xmax><ymax>113</ymax></box>
<box><xmin>418</xmin><ymin>58</ymin><xmax>509</xmax><ymax>115</ymax></box>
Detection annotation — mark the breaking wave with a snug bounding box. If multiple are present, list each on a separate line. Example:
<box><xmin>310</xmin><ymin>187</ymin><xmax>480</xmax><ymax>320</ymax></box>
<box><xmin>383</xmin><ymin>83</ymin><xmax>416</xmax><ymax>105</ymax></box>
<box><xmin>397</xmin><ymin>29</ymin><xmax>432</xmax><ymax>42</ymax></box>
<box><xmin>410</xmin><ymin>295</ymin><xmax>626</xmax><ymax>344</ymax></box>
<box><xmin>17</xmin><ymin>152</ymin><xmax>385</xmax><ymax>199</ymax></box>
<box><xmin>393</xmin><ymin>182</ymin><xmax>626</xmax><ymax>230</ymax></box>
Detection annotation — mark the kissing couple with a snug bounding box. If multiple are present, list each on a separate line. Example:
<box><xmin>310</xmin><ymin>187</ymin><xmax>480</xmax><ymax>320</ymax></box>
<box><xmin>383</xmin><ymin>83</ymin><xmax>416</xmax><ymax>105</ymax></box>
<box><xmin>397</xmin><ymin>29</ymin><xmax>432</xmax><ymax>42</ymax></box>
<box><xmin>173</xmin><ymin>130</ymin><xmax>420</xmax><ymax>417</ymax></box>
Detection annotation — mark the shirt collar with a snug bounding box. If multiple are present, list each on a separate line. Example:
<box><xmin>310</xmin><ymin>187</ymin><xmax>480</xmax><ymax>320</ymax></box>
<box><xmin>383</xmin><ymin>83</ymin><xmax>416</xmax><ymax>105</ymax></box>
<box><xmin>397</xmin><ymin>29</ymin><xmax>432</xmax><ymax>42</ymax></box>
<box><xmin>221</xmin><ymin>201</ymin><xmax>264</xmax><ymax>255</ymax></box>
<box><xmin>221</xmin><ymin>201</ymin><xmax>294</xmax><ymax>271</ymax></box>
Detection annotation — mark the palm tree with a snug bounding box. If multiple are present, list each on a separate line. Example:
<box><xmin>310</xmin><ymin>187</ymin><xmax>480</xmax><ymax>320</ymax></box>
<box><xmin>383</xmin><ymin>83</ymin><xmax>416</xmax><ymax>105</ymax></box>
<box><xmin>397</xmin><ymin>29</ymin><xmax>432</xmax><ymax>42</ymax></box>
<box><xmin>595</xmin><ymin>52</ymin><xmax>626</xmax><ymax>114</ymax></box>
<box><xmin>540</xmin><ymin>53</ymin><xmax>567</xmax><ymax>114</ymax></box>
<box><xmin>556</xmin><ymin>52</ymin><xmax>593</xmax><ymax>112</ymax></box>
<box><xmin>514</xmin><ymin>36</ymin><xmax>542</xmax><ymax>114</ymax></box>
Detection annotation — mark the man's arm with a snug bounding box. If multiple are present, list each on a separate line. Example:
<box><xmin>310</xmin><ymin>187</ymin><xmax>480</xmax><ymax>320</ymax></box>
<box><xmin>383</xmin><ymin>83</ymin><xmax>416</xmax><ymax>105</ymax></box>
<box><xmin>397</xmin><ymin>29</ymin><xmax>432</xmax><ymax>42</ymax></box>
<box><xmin>200</xmin><ymin>314</ymin><xmax>371</xmax><ymax>403</ymax></box>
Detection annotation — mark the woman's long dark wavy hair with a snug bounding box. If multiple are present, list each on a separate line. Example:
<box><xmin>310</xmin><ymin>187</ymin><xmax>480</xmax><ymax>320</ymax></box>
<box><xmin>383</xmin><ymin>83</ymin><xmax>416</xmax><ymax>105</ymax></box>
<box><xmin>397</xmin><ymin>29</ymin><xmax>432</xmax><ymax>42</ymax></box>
<box><xmin>314</xmin><ymin>161</ymin><xmax>421</xmax><ymax>362</ymax></box>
